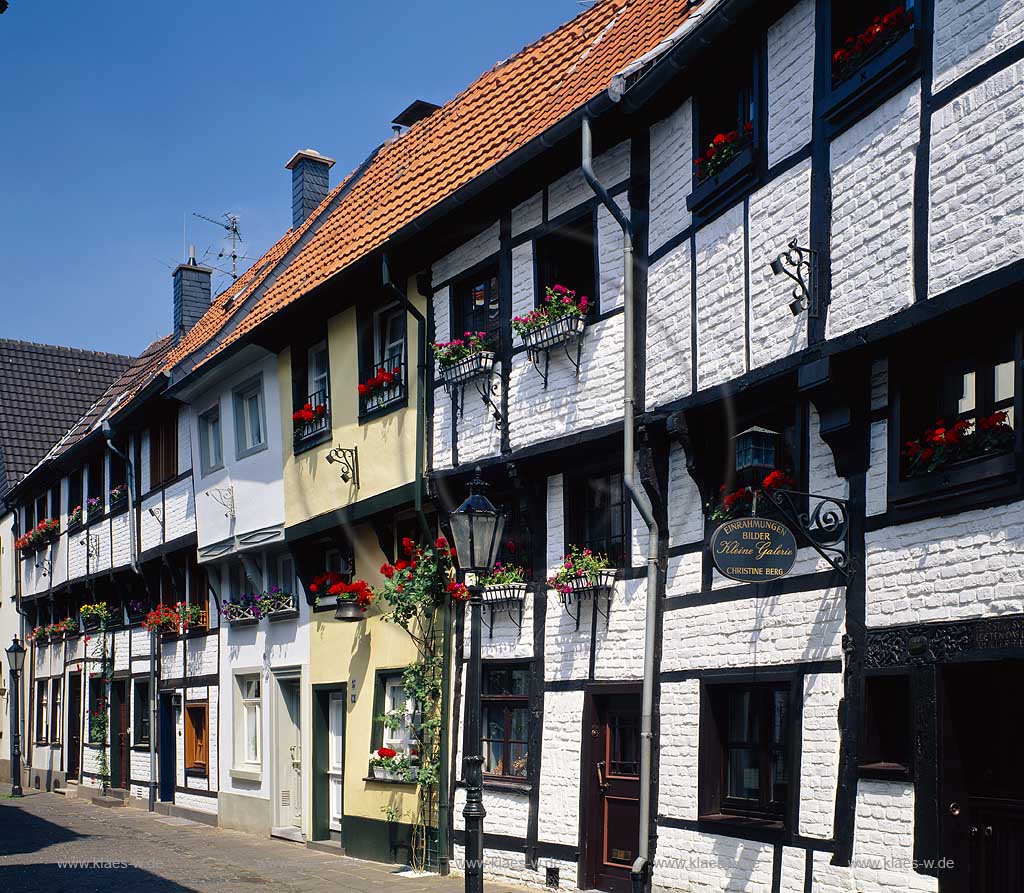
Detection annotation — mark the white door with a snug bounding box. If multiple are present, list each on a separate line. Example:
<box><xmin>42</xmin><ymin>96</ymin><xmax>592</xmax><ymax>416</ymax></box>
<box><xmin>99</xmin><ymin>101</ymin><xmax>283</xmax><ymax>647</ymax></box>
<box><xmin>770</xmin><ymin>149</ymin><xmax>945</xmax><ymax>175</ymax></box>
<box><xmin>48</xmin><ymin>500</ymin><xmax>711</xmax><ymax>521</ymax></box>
<box><xmin>274</xmin><ymin>679</ymin><xmax>302</xmax><ymax>835</ymax></box>
<box><xmin>328</xmin><ymin>692</ymin><xmax>344</xmax><ymax>833</ymax></box>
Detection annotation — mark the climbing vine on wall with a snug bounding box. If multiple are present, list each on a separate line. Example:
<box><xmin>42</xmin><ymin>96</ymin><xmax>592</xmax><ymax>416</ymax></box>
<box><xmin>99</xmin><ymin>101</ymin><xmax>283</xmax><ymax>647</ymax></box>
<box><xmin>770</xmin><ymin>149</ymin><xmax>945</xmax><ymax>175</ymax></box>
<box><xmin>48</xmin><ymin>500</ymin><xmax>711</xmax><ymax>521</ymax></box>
<box><xmin>376</xmin><ymin>536</ymin><xmax>467</xmax><ymax>870</ymax></box>
<box><xmin>86</xmin><ymin>626</ymin><xmax>112</xmax><ymax>793</ymax></box>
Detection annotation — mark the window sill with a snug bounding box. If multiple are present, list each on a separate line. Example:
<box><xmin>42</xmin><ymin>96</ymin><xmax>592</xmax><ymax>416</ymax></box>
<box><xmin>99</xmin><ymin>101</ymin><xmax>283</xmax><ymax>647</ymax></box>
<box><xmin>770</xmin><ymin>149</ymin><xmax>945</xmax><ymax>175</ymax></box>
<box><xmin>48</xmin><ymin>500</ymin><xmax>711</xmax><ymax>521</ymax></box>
<box><xmin>359</xmin><ymin>394</ymin><xmax>408</xmax><ymax>425</ymax></box>
<box><xmin>858</xmin><ymin>762</ymin><xmax>911</xmax><ymax>782</ymax></box>
<box><xmin>686</xmin><ymin>145</ymin><xmax>758</xmax><ymax>220</ymax></box>
<box><xmin>131</xmin><ymin>743</ymin><xmax>151</xmax><ymax>752</ymax></box>
<box><xmin>268</xmin><ymin>608</ymin><xmax>299</xmax><ymax>623</ymax></box>
<box><xmin>362</xmin><ymin>776</ymin><xmax>418</xmax><ymax>787</ymax></box>
<box><xmin>185</xmin><ymin>767</ymin><xmax>208</xmax><ymax>779</ymax></box>
<box><xmin>229</xmin><ymin>767</ymin><xmax>263</xmax><ymax>783</ymax></box>
<box><xmin>696</xmin><ymin>813</ymin><xmax>784</xmax><ymax>834</ymax></box>
<box><xmin>888</xmin><ymin>451</ymin><xmax>1018</xmax><ymax>521</ymax></box>
<box><xmin>293</xmin><ymin>428</ymin><xmax>332</xmax><ymax>456</ymax></box>
<box><xmin>823</xmin><ymin>29</ymin><xmax>920</xmax><ymax>133</ymax></box>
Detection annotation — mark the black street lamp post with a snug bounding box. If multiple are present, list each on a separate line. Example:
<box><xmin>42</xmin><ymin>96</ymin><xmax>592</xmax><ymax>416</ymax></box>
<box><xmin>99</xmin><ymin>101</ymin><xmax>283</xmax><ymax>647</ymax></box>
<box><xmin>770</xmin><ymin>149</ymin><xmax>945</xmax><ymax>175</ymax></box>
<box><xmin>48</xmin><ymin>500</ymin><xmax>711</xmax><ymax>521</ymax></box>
<box><xmin>448</xmin><ymin>471</ymin><xmax>505</xmax><ymax>893</ymax></box>
<box><xmin>6</xmin><ymin>636</ymin><xmax>26</xmax><ymax>797</ymax></box>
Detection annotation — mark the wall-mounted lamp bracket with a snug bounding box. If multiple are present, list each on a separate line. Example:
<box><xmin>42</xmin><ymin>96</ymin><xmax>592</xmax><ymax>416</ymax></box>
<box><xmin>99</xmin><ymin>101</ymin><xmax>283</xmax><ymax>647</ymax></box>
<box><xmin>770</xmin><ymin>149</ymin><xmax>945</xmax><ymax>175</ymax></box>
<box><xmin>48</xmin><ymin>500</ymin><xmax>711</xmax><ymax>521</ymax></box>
<box><xmin>326</xmin><ymin>446</ymin><xmax>360</xmax><ymax>488</ymax></box>
<box><xmin>770</xmin><ymin>239</ymin><xmax>820</xmax><ymax>318</ymax></box>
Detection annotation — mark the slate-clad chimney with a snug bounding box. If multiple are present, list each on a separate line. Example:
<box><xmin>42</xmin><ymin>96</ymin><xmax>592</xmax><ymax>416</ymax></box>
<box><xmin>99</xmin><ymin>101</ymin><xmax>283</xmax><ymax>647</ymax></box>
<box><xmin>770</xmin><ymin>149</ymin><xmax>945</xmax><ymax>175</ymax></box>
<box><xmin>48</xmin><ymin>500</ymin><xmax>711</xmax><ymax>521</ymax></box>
<box><xmin>285</xmin><ymin>149</ymin><xmax>336</xmax><ymax>229</ymax></box>
<box><xmin>172</xmin><ymin>245</ymin><xmax>212</xmax><ymax>344</ymax></box>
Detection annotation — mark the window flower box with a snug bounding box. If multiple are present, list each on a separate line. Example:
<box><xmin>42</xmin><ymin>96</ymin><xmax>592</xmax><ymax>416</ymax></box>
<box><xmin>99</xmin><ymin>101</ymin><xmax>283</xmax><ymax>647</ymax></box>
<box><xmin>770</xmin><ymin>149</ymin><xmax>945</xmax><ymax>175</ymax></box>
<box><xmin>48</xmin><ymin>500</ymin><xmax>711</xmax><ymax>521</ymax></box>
<box><xmin>521</xmin><ymin>314</ymin><xmax>585</xmax><ymax>353</ymax></box>
<box><xmin>67</xmin><ymin>505</ymin><xmax>83</xmax><ymax>531</ymax></box>
<box><xmin>79</xmin><ymin>602</ymin><xmax>111</xmax><ymax>632</ymax></box>
<box><xmin>359</xmin><ymin>361</ymin><xmax>406</xmax><ymax>418</ymax></box>
<box><xmin>823</xmin><ymin>11</ymin><xmax>919</xmax><ymax>130</ymax></box>
<box><xmin>831</xmin><ymin>6</ymin><xmax>913</xmax><ymax>87</ymax></box>
<box><xmin>179</xmin><ymin>604</ymin><xmax>208</xmax><ymax>633</ymax></box>
<box><xmin>109</xmin><ymin>484</ymin><xmax>129</xmax><ymax>514</ymax></box>
<box><xmin>480</xmin><ymin>563</ymin><xmax>528</xmax><ymax>605</ymax></box>
<box><xmin>264</xmin><ymin>588</ymin><xmax>299</xmax><ymax>621</ymax></box>
<box><xmin>143</xmin><ymin>603</ymin><xmax>182</xmax><ymax>637</ymax></box>
<box><xmin>292</xmin><ymin>395</ymin><xmax>330</xmax><ymax>445</ymax></box>
<box><xmin>15</xmin><ymin>518</ymin><xmax>60</xmax><ymax>553</ymax></box>
<box><xmin>687</xmin><ymin>143</ymin><xmax>757</xmax><ymax>217</ymax></box>
<box><xmin>221</xmin><ymin>598</ymin><xmax>260</xmax><ymax>626</ymax></box>
<box><xmin>27</xmin><ymin>626</ymin><xmax>50</xmax><ymax>645</ymax></box>
<box><xmin>435</xmin><ymin>331</ymin><xmax>495</xmax><ymax>387</ymax></box>
<box><xmin>548</xmin><ymin>546</ymin><xmax>617</xmax><ymax>604</ymax></box>
<box><xmin>369</xmin><ymin>748</ymin><xmax>418</xmax><ymax>783</ymax></box>
<box><xmin>309</xmin><ymin>571</ymin><xmax>373</xmax><ymax>621</ymax></box>
<box><xmin>514</xmin><ymin>285</ymin><xmax>589</xmax><ymax>352</ymax></box>
<box><xmin>86</xmin><ymin>495</ymin><xmax>103</xmax><ymax>521</ymax></box>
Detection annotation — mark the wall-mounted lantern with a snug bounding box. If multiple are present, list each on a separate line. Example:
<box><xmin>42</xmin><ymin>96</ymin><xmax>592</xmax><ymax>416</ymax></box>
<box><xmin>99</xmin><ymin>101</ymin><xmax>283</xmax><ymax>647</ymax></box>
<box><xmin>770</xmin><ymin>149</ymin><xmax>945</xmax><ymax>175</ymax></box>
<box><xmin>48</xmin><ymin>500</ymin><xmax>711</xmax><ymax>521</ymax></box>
<box><xmin>326</xmin><ymin>446</ymin><xmax>359</xmax><ymax>488</ymax></box>
<box><xmin>770</xmin><ymin>239</ymin><xmax>819</xmax><ymax>317</ymax></box>
<box><xmin>734</xmin><ymin>426</ymin><xmax>779</xmax><ymax>487</ymax></box>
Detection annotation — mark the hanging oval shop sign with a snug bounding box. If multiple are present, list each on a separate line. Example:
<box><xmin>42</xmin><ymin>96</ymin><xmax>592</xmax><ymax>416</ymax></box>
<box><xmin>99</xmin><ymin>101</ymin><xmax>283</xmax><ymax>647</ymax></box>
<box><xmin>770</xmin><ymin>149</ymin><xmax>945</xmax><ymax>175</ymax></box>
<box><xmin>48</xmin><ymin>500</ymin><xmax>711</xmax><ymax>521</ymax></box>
<box><xmin>710</xmin><ymin>516</ymin><xmax>798</xmax><ymax>583</ymax></box>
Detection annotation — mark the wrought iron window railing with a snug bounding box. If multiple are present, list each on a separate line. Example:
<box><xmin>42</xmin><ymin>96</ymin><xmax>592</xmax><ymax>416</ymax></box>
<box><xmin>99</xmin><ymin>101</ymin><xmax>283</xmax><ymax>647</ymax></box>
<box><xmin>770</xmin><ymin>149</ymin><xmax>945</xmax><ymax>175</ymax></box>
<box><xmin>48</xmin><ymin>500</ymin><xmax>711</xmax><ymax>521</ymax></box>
<box><xmin>360</xmin><ymin>357</ymin><xmax>407</xmax><ymax>417</ymax></box>
<box><xmin>294</xmin><ymin>388</ymin><xmax>331</xmax><ymax>443</ymax></box>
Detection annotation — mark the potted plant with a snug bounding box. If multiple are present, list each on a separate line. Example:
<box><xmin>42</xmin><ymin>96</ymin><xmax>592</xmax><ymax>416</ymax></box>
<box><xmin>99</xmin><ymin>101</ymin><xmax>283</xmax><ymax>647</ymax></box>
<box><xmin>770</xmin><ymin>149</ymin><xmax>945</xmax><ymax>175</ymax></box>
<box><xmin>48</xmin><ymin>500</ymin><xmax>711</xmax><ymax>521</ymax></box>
<box><xmin>832</xmin><ymin>6</ymin><xmax>913</xmax><ymax>85</ymax></box>
<box><xmin>26</xmin><ymin>625</ymin><xmax>49</xmax><ymax>645</ymax></box>
<box><xmin>433</xmin><ymin>331</ymin><xmax>496</xmax><ymax>387</ymax></box>
<box><xmin>79</xmin><ymin>602</ymin><xmax>111</xmax><ymax>632</ymax></box>
<box><xmin>178</xmin><ymin>602</ymin><xmax>207</xmax><ymax>632</ymax></box>
<box><xmin>479</xmin><ymin>562</ymin><xmax>529</xmax><ymax>603</ymax></box>
<box><xmin>143</xmin><ymin>603</ymin><xmax>181</xmax><ymax>636</ymax></box>
<box><xmin>547</xmin><ymin>546</ymin><xmax>617</xmax><ymax>600</ymax></box>
<box><xmin>68</xmin><ymin>504</ymin><xmax>83</xmax><ymax>530</ymax></box>
<box><xmin>262</xmin><ymin>586</ymin><xmax>298</xmax><ymax>619</ymax></box>
<box><xmin>15</xmin><ymin>518</ymin><xmax>60</xmax><ymax>553</ymax></box>
<box><xmin>124</xmin><ymin>599</ymin><xmax>147</xmax><ymax>625</ymax></box>
<box><xmin>292</xmin><ymin>402</ymin><xmax>327</xmax><ymax>440</ymax></box>
<box><xmin>109</xmin><ymin>483</ymin><xmax>128</xmax><ymax>512</ymax></box>
<box><xmin>221</xmin><ymin>591</ymin><xmax>263</xmax><ymax>625</ymax></box>
<box><xmin>710</xmin><ymin>469</ymin><xmax>797</xmax><ymax>523</ymax></box>
<box><xmin>902</xmin><ymin>411</ymin><xmax>1013</xmax><ymax>479</ymax></box>
<box><xmin>86</xmin><ymin>495</ymin><xmax>103</xmax><ymax>519</ymax></box>
<box><xmin>50</xmin><ymin>617</ymin><xmax>79</xmax><ymax>639</ymax></box>
<box><xmin>694</xmin><ymin>121</ymin><xmax>754</xmax><ymax>183</ymax></box>
<box><xmin>512</xmin><ymin>285</ymin><xmax>589</xmax><ymax>351</ymax></box>
<box><xmin>358</xmin><ymin>367</ymin><xmax>402</xmax><ymax>402</ymax></box>
<box><xmin>332</xmin><ymin>579</ymin><xmax>374</xmax><ymax>621</ymax></box>
<box><xmin>369</xmin><ymin>747</ymin><xmax>418</xmax><ymax>782</ymax></box>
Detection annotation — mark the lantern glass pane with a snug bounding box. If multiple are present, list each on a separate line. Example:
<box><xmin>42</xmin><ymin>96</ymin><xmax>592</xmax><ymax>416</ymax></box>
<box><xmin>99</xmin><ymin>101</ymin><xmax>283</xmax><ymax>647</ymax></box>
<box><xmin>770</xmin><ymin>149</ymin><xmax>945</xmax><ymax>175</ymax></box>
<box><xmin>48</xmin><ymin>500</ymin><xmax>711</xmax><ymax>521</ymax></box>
<box><xmin>449</xmin><ymin>513</ymin><xmax>472</xmax><ymax>570</ymax></box>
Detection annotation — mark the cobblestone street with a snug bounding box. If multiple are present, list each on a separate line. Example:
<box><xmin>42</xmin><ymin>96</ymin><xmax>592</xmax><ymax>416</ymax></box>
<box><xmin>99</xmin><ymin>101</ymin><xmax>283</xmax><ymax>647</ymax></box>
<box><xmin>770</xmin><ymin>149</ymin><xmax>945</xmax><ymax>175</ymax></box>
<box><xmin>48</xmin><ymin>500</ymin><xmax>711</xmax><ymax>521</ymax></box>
<box><xmin>0</xmin><ymin>791</ymin><xmax>526</xmax><ymax>893</ymax></box>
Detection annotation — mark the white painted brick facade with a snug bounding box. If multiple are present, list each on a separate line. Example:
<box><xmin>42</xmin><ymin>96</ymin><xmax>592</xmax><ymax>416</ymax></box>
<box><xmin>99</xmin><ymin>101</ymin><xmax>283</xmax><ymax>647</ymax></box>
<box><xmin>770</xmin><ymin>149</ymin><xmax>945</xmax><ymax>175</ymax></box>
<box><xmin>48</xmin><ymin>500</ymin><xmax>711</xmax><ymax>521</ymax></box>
<box><xmin>644</xmin><ymin>241</ymin><xmax>693</xmax><ymax>412</ymax></box>
<box><xmin>748</xmin><ymin>158</ymin><xmax>811</xmax><ymax>368</ymax></box>
<box><xmin>929</xmin><ymin>61</ymin><xmax>1024</xmax><ymax>297</ymax></box>
<box><xmin>766</xmin><ymin>0</ymin><xmax>815</xmax><ymax>167</ymax></box>
<box><xmin>434</xmin><ymin>222</ymin><xmax>499</xmax><ymax>286</ymax></box>
<box><xmin>548</xmin><ymin>140</ymin><xmax>629</xmax><ymax>221</ymax></box>
<box><xmin>828</xmin><ymin>85</ymin><xmax>920</xmax><ymax>339</ymax></box>
<box><xmin>695</xmin><ymin>202</ymin><xmax>747</xmax><ymax>389</ymax></box>
<box><xmin>648</xmin><ymin>100</ymin><xmax>692</xmax><ymax>255</ymax></box>
<box><xmin>932</xmin><ymin>0</ymin><xmax>1024</xmax><ymax>92</ymax></box>
<box><xmin>536</xmin><ymin>690</ymin><xmax>585</xmax><ymax>847</ymax></box>
<box><xmin>657</xmin><ymin>679</ymin><xmax>700</xmax><ymax>820</ymax></box>
<box><xmin>512</xmin><ymin>191</ymin><xmax>543</xmax><ymax>238</ymax></box>
<box><xmin>799</xmin><ymin>671</ymin><xmax>842</xmax><ymax>839</ymax></box>
<box><xmin>866</xmin><ymin>499</ymin><xmax>1024</xmax><ymax>627</ymax></box>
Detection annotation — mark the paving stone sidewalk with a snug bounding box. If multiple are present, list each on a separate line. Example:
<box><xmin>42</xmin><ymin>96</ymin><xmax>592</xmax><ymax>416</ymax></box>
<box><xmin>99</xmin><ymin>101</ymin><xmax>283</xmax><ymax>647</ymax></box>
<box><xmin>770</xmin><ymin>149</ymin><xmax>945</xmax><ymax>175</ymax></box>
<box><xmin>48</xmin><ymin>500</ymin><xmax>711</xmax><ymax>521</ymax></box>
<box><xmin>0</xmin><ymin>789</ymin><xmax>529</xmax><ymax>893</ymax></box>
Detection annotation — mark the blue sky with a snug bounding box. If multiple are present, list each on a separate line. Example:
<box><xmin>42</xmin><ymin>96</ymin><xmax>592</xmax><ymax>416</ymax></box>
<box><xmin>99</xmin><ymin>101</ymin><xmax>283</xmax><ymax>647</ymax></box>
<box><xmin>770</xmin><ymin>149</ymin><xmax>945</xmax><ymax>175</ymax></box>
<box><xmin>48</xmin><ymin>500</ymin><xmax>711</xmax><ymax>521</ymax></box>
<box><xmin>0</xmin><ymin>1</ymin><xmax>581</xmax><ymax>355</ymax></box>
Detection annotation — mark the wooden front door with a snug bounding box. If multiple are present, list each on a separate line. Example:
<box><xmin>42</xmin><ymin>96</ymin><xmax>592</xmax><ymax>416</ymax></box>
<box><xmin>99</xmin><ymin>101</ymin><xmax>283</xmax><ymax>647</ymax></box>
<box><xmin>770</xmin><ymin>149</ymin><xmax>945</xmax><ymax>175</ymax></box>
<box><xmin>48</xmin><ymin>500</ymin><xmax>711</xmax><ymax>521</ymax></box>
<box><xmin>109</xmin><ymin>680</ymin><xmax>129</xmax><ymax>789</ymax></box>
<box><xmin>584</xmin><ymin>690</ymin><xmax>642</xmax><ymax>893</ymax></box>
<box><xmin>66</xmin><ymin>673</ymin><xmax>82</xmax><ymax>779</ymax></box>
<box><xmin>940</xmin><ymin>661</ymin><xmax>1024</xmax><ymax>893</ymax></box>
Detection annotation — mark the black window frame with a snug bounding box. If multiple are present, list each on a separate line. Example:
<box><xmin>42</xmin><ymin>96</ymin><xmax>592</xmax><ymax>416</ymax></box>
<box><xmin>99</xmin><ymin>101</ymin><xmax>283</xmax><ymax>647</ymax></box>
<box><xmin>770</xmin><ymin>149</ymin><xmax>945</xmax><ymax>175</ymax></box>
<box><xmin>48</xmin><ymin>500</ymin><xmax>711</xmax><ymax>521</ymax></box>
<box><xmin>688</xmin><ymin>32</ymin><xmax>764</xmax><ymax>217</ymax></box>
<box><xmin>35</xmin><ymin>678</ymin><xmax>49</xmax><ymax>744</ymax></box>
<box><xmin>49</xmin><ymin>677</ymin><xmax>62</xmax><ymax>745</ymax></box>
<box><xmin>480</xmin><ymin>661</ymin><xmax>531</xmax><ymax>782</ymax></box>
<box><xmin>67</xmin><ymin>468</ymin><xmax>84</xmax><ymax>528</ymax></box>
<box><xmin>859</xmin><ymin>672</ymin><xmax>912</xmax><ymax>780</ymax></box>
<box><xmin>357</xmin><ymin>301</ymin><xmax>408</xmax><ymax>423</ymax></box>
<box><xmin>133</xmin><ymin>678</ymin><xmax>151</xmax><ymax>747</ymax></box>
<box><xmin>821</xmin><ymin>0</ymin><xmax>923</xmax><ymax>131</ymax></box>
<box><xmin>86</xmin><ymin>451</ymin><xmax>105</xmax><ymax>515</ymax></box>
<box><xmin>87</xmin><ymin>676</ymin><xmax>105</xmax><ymax>745</ymax></box>
<box><xmin>567</xmin><ymin>466</ymin><xmax>630</xmax><ymax>570</ymax></box>
<box><xmin>291</xmin><ymin>329</ymin><xmax>333</xmax><ymax>453</ymax></box>
<box><xmin>149</xmin><ymin>405</ymin><xmax>180</xmax><ymax>488</ymax></box>
<box><xmin>888</xmin><ymin>321</ymin><xmax>1022</xmax><ymax>517</ymax></box>
<box><xmin>700</xmin><ymin>678</ymin><xmax>797</xmax><ymax>827</ymax></box>
<box><xmin>533</xmin><ymin>210</ymin><xmax>599</xmax><ymax>317</ymax></box>
<box><xmin>453</xmin><ymin>264</ymin><xmax>501</xmax><ymax>348</ymax></box>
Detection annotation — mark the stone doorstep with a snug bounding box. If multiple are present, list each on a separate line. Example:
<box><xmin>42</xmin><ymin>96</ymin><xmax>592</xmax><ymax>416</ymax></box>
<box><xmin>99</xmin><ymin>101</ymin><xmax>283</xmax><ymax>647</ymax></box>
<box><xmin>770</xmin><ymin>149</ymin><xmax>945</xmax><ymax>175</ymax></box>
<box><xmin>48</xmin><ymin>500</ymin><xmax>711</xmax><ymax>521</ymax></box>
<box><xmin>91</xmin><ymin>795</ymin><xmax>127</xmax><ymax>808</ymax></box>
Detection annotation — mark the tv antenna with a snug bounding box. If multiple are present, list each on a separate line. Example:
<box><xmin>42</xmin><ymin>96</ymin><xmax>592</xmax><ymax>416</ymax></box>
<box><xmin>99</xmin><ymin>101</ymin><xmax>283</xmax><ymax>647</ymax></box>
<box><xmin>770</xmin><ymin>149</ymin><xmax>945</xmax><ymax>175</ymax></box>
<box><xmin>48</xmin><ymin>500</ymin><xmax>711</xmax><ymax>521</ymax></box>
<box><xmin>193</xmin><ymin>212</ymin><xmax>243</xmax><ymax>280</ymax></box>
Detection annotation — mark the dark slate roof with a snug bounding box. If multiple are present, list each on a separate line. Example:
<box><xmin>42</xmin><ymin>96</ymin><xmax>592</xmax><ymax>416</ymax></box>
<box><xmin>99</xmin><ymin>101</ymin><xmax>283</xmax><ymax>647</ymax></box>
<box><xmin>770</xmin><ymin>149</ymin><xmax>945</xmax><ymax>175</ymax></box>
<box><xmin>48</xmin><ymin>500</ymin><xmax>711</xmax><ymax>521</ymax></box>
<box><xmin>41</xmin><ymin>334</ymin><xmax>174</xmax><ymax>466</ymax></box>
<box><xmin>0</xmin><ymin>340</ymin><xmax>132</xmax><ymax>504</ymax></box>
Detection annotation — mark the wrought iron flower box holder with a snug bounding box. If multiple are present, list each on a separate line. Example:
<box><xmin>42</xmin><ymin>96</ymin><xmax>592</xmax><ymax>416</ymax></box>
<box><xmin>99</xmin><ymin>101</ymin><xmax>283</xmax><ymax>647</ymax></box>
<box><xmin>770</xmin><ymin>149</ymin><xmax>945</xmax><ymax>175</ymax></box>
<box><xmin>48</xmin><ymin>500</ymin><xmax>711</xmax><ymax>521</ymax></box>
<box><xmin>523</xmin><ymin>316</ymin><xmax>585</xmax><ymax>389</ymax></box>
<box><xmin>223</xmin><ymin>604</ymin><xmax>260</xmax><ymax>627</ymax></box>
<box><xmin>266</xmin><ymin>591</ymin><xmax>300</xmax><ymax>621</ymax></box>
<box><xmin>557</xmin><ymin>569</ymin><xmax>618</xmax><ymax>630</ymax></box>
<box><xmin>480</xmin><ymin>583</ymin><xmax>528</xmax><ymax>638</ymax></box>
<box><xmin>440</xmin><ymin>351</ymin><xmax>502</xmax><ymax>431</ymax></box>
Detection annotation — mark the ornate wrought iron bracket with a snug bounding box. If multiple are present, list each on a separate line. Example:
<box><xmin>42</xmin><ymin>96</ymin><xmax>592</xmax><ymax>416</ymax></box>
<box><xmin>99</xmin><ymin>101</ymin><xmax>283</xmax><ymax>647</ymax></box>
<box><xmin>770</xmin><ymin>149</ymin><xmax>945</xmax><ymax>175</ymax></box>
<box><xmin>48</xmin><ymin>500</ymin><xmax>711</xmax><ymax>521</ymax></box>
<box><xmin>206</xmin><ymin>486</ymin><xmax>235</xmax><ymax>519</ymax></box>
<box><xmin>762</xmin><ymin>488</ymin><xmax>856</xmax><ymax>578</ymax></box>
<box><xmin>326</xmin><ymin>445</ymin><xmax>360</xmax><ymax>488</ymax></box>
<box><xmin>770</xmin><ymin>239</ymin><xmax>820</xmax><ymax>318</ymax></box>
<box><xmin>35</xmin><ymin>557</ymin><xmax>52</xmax><ymax>578</ymax></box>
<box><xmin>527</xmin><ymin>336</ymin><xmax>583</xmax><ymax>389</ymax></box>
<box><xmin>484</xmin><ymin>599</ymin><xmax>524</xmax><ymax>638</ymax></box>
<box><xmin>471</xmin><ymin>371</ymin><xmax>504</xmax><ymax>432</ymax></box>
<box><xmin>81</xmin><ymin>534</ymin><xmax>101</xmax><ymax>560</ymax></box>
<box><xmin>560</xmin><ymin>587</ymin><xmax>612</xmax><ymax>630</ymax></box>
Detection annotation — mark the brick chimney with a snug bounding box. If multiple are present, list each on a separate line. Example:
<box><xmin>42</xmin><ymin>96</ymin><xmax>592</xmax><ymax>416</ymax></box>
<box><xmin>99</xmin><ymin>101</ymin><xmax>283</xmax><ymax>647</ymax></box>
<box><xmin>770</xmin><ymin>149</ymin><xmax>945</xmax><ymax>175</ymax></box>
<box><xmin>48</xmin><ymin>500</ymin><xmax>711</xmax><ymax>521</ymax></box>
<box><xmin>285</xmin><ymin>149</ymin><xmax>336</xmax><ymax>229</ymax></box>
<box><xmin>172</xmin><ymin>245</ymin><xmax>212</xmax><ymax>344</ymax></box>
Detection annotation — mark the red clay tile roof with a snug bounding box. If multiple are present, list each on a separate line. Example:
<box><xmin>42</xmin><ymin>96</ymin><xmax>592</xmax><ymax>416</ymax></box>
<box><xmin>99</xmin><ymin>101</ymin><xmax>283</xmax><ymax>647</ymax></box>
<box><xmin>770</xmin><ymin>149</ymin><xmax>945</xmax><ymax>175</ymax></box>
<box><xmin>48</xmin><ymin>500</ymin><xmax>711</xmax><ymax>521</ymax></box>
<box><xmin>189</xmin><ymin>0</ymin><xmax>693</xmax><ymax>370</ymax></box>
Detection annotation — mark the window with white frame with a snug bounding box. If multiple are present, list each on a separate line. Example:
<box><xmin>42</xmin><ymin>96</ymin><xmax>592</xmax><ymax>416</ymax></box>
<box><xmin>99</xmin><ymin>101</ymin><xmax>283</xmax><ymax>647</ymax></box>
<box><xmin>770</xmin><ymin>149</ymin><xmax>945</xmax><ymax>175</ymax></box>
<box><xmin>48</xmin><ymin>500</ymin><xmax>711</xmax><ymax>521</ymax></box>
<box><xmin>233</xmin><ymin>377</ymin><xmax>267</xmax><ymax>458</ymax></box>
<box><xmin>35</xmin><ymin>679</ymin><xmax>48</xmax><ymax>743</ymax></box>
<box><xmin>376</xmin><ymin>306</ymin><xmax>406</xmax><ymax>368</ymax></box>
<box><xmin>268</xmin><ymin>553</ymin><xmax>297</xmax><ymax>596</ymax></box>
<box><xmin>50</xmin><ymin>678</ymin><xmax>62</xmax><ymax>744</ymax></box>
<box><xmin>198</xmin><ymin>404</ymin><xmax>223</xmax><ymax>476</ymax></box>
<box><xmin>237</xmin><ymin>674</ymin><xmax>262</xmax><ymax>767</ymax></box>
<box><xmin>375</xmin><ymin>672</ymin><xmax>416</xmax><ymax>755</ymax></box>
<box><xmin>308</xmin><ymin>341</ymin><xmax>330</xmax><ymax>401</ymax></box>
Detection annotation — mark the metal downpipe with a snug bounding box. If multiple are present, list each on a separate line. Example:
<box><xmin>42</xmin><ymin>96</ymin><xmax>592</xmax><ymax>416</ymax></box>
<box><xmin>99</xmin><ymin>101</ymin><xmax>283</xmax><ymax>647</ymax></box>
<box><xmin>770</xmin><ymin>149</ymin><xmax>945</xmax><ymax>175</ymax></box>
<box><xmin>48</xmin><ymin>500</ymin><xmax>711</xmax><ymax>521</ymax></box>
<box><xmin>581</xmin><ymin>117</ymin><xmax>659</xmax><ymax>892</ymax></box>
<box><xmin>102</xmin><ymin>420</ymin><xmax>155</xmax><ymax>811</ymax></box>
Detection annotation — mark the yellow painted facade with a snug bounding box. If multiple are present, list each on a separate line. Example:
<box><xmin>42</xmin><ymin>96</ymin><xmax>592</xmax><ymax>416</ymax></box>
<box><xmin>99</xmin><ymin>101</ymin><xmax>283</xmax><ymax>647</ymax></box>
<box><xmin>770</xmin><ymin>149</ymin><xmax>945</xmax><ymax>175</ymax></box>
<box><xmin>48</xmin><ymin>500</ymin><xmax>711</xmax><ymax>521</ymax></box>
<box><xmin>281</xmin><ymin>280</ymin><xmax>429</xmax><ymax>851</ymax></box>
